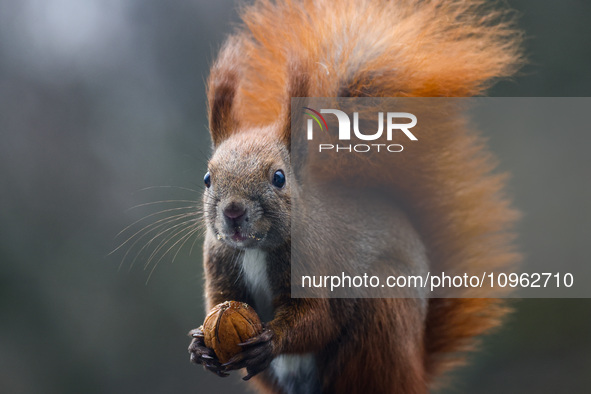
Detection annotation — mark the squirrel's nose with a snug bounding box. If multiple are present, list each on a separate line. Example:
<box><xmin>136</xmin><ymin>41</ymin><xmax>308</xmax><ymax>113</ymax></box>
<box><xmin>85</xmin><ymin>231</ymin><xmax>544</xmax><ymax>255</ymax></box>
<box><xmin>223</xmin><ymin>202</ymin><xmax>246</xmax><ymax>222</ymax></box>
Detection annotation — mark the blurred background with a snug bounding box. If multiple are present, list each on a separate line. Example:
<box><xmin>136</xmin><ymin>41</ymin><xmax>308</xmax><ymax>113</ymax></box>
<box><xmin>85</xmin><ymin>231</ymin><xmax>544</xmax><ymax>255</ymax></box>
<box><xmin>0</xmin><ymin>0</ymin><xmax>589</xmax><ymax>393</ymax></box>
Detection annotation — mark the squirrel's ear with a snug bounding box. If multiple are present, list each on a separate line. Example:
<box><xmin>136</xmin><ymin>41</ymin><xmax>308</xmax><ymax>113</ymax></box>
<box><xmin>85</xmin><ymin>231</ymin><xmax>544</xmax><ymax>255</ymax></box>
<box><xmin>207</xmin><ymin>37</ymin><xmax>242</xmax><ymax>147</ymax></box>
<box><xmin>281</xmin><ymin>62</ymin><xmax>310</xmax><ymax>151</ymax></box>
<box><xmin>281</xmin><ymin>63</ymin><xmax>311</xmax><ymax>182</ymax></box>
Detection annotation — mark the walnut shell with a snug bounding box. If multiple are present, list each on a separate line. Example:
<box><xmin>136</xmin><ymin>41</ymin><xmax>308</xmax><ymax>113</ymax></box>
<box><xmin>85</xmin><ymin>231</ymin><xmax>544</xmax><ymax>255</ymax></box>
<box><xmin>202</xmin><ymin>301</ymin><xmax>263</xmax><ymax>364</ymax></box>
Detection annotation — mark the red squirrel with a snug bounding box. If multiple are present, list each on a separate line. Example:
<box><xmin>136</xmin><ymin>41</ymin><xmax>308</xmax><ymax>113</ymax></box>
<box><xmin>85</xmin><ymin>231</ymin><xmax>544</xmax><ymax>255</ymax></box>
<box><xmin>188</xmin><ymin>1</ymin><xmax>522</xmax><ymax>393</ymax></box>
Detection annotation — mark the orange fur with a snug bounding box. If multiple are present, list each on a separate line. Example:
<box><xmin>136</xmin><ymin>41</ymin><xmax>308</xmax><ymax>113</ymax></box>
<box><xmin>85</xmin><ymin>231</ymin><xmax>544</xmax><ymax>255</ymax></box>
<box><xmin>210</xmin><ymin>0</ymin><xmax>522</xmax><ymax>388</ymax></box>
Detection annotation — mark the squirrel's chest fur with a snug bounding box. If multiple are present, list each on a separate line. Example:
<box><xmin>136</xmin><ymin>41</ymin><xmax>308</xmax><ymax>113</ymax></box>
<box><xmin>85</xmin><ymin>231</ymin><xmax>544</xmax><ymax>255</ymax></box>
<box><xmin>240</xmin><ymin>249</ymin><xmax>318</xmax><ymax>393</ymax></box>
<box><xmin>240</xmin><ymin>249</ymin><xmax>274</xmax><ymax>321</ymax></box>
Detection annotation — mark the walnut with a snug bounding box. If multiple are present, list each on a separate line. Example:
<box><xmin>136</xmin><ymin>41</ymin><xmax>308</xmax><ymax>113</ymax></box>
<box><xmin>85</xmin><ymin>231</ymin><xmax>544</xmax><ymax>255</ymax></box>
<box><xmin>202</xmin><ymin>301</ymin><xmax>263</xmax><ymax>364</ymax></box>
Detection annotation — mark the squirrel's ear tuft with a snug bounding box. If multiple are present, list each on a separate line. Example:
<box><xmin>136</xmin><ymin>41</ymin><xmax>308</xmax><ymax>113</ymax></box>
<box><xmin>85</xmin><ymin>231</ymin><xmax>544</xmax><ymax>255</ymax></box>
<box><xmin>207</xmin><ymin>37</ymin><xmax>242</xmax><ymax>147</ymax></box>
<box><xmin>281</xmin><ymin>62</ymin><xmax>310</xmax><ymax>151</ymax></box>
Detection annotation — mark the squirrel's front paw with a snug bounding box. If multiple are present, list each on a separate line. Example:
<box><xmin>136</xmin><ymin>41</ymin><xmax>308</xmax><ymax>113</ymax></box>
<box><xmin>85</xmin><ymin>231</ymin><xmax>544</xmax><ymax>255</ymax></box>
<box><xmin>222</xmin><ymin>326</ymin><xmax>275</xmax><ymax>381</ymax></box>
<box><xmin>188</xmin><ymin>327</ymin><xmax>229</xmax><ymax>377</ymax></box>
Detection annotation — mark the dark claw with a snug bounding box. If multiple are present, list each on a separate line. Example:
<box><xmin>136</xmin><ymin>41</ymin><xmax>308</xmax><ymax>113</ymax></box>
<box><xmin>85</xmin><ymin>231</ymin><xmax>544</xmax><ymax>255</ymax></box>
<box><xmin>205</xmin><ymin>364</ymin><xmax>229</xmax><ymax>377</ymax></box>
<box><xmin>239</xmin><ymin>329</ymin><xmax>274</xmax><ymax>347</ymax></box>
<box><xmin>222</xmin><ymin>355</ymin><xmax>243</xmax><ymax>368</ymax></box>
<box><xmin>189</xmin><ymin>325</ymin><xmax>275</xmax><ymax>379</ymax></box>
<box><xmin>189</xmin><ymin>326</ymin><xmax>205</xmax><ymax>338</ymax></box>
<box><xmin>243</xmin><ymin>353</ymin><xmax>270</xmax><ymax>381</ymax></box>
<box><xmin>188</xmin><ymin>326</ymin><xmax>229</xmax><ymax>377</ymax></box>
<box><xmin>222</xmin><ymin>328</ymin><xmax>275</xmax><ymax>379</ymax></box>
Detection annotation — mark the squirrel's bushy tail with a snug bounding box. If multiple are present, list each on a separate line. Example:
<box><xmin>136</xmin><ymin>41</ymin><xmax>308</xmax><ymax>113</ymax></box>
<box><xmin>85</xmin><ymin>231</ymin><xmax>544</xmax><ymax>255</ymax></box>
<box><xmin>218</xmin><ymin>0</ymin><xmax>523</xmax><ymax>384</ymax></box>
<box><xmin>234</xmin><ymin>0</ymin><xmax>522</xmax><ymax>122</ymax></box>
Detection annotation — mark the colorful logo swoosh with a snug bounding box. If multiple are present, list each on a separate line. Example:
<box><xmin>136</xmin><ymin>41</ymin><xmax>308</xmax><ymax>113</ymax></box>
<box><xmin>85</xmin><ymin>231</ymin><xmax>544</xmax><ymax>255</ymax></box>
<box><xmin>303</xmin><ymin>107</ymin><xmax>328</xmax><ymax>132</ymax></box>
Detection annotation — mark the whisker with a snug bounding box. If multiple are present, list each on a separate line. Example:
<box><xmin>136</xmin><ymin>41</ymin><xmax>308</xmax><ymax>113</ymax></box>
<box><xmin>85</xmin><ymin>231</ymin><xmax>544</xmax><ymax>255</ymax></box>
<box><xmin>119</xmin><ymin>213</ymin><xmax>197</xmax><ymax>271</ymax></box>
<box><xmin>128</xmin><ymin>216</ymin><xmax>198</xmax><ymax>271</ymax></box>
<box><xmin>232</xmin><ymin>251</ymin><xmax>243</xmax><ymax>286</ymax></box>
<box><xmin>189</xmin><ymin>227</ymin><xmax>203</xmax><ymax>256</ymax></box>
<box><xmin>135</xmin><ymin>185</ymin><xmax>202</xmax><ymax>194</ymax></box>
<box><xmin>142</xmin><ymin>222</ymin><xmax>200</xmax><ymax>283</ymax></box>
<box><xmin>171</xmin><ymin>227</ymin><xmax>201</xmax><ymax>265</ymax></box>
<box><xmin>112</xmin><ymin>177</ymin><xmax>213</xmax><ymax>281</ymax></box>
<box><xmin>125</xmin><ymin>200</ymin><xmax>197</xmax><ymax>212</ymax></box>
<box><xmin>145</xmin><ymin>226</ymin><xmax>200</xmax><ymax>284</ymax></box>
<box><xmin>112</xmin><ymin>211</ymin><xmax>196</xmax><ymax>258</ymax></box>
<box><xmin>113</xmin><ymin>205</ymin><xmax>197</xmax><ymax>242</ymax></box>
<box><xmin>142</xmin><ymin>219</ymin><xmax>199</xmax><ymax>271</ymax></box>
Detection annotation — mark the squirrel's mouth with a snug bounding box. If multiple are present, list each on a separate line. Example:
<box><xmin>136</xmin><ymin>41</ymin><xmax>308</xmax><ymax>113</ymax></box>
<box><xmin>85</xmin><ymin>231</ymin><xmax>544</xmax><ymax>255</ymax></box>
<box><xmin>218</xmin><ymin>229</ymin><xmax>264</xmax><ymax>246</ymax></box>
<box><xmin>231</xmin><ymin>230</ymin><xmax>247</xmax><ymax>242</ymax></box>
<box><xmin>215</xmin><ymin>219</ymin><xmax>266</xmax><ymax>246</ymax></box>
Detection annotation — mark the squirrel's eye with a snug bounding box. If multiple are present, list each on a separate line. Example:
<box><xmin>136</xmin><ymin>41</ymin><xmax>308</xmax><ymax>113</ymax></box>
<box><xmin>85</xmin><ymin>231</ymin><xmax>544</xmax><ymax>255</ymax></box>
<box><xmin>272</xmin><ymin>170</ymin><xmax>286</xmax><ymax>188</ymax></box>
<box><xmin>204</xmin><ymin>172</ymin><xmax>211</xmax><ymax>188</ymax></box>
